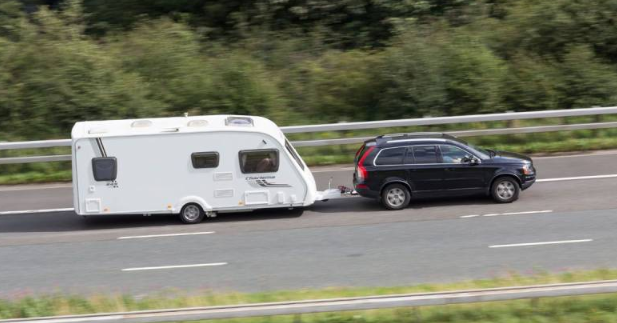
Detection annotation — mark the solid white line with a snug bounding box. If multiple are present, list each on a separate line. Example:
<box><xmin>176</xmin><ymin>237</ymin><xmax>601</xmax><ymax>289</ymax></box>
<box><xmin>534</xmin><ymin>150</ymin><xmax>617</xmax><ymax>159</ymax></box>
<box><xmin>312</xmin><ymin>167</ymin><xmax>355</xmax><ymax>173</ymax></box>
<box><xmin>118</xmin><ymin>231</ymin><xmax>215</xmax><ymax>240</ymax></box>
<box><xmin>537</xmin><ymin>174</ymin><xmax>617</xmax><ymax>183</ymax></box>
<box><xmin>0</xmin><ymin>184</ymin><xmax>72</xmax><ymax>192</ymax></box>
<box><xmin>0</xmin><ymin>207</ymin><xmax>74</xmax><ymax>215</ymax></box>
<box><xmin>482</xmin><ymin>213</ymin><xmax>501</xmax><ymax>217</ymax></box>
<box><xmin>489</xmin><ymin>239</ymin><xmax>593</xmax><ymax>248</ymax></box>
<box><xmin>122</xmin><ymin>262</ymin><xmax>227</xmax><ymax>272</ymax></box>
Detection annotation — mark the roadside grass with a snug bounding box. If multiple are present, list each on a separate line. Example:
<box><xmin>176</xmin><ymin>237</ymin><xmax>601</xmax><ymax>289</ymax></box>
<box><xmin>2</xmin><ymin>118</ymin><xmax>617</xmax><ymax>185</ymax></box>
<box><xmin>2</xmin><ymin>269</ymin><xmax>617</xmax><ymax>319</ymax></box>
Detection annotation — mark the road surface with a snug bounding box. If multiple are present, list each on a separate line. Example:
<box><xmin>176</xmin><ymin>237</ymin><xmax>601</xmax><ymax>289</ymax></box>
<box><xmin>1</xmin><ymin>150</ymin><xmax>617</xmax><ymax>297</ymax></box>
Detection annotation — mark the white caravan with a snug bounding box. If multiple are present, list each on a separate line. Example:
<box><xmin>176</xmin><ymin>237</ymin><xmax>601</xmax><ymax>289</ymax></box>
<box><xmin>71</xmin><ymin>115</ymin><xmax>338</xmax><ymax>223</ymax></box>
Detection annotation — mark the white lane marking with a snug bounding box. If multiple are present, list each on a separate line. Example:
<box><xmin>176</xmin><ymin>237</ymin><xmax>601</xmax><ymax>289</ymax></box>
<box><xmin>0</xmin><ymin>184</ymin><xmax>72</xmax><ymax>192</ymax></box>
<box><xmin>0</xmin><ymin>207</ymin><xmax>74</xmax><ymax>215</ymax></box>
<box><xmin>312</xmin><ymin>167</ymin><xmax>355</xmax><ymax>173</ymax></box>
<box><xmin>2</xmin><ymin>173</ymin><xmax>617</xmax><ymax>215</ymax></box>
<box><xmin>534</xmin><ymin>150</ymin><xmax>617</xmax><ymax>159</ymax></box>
<box><xmin>538</xmin><ymin>174</ymin><xmax>617</xmax><ymax>182</ymax></box>
<box><xmin>118</xmin><ymin>231</ymin><xmax>215</xmax><ymax>240</ymax></box>
<box><xmin>461</xmin><ymin>210</ymin><xmax>553</xmax><ymax>218</ymax></box>
<box><xmin>501</xmin><ymin>210</ymin><xmax>553</xmax><ymax>216</ymax></box>
<box><xmin>122</xmin><ymin>262</ymin><xmax>227</xmax><ymax>272</ymax></box>
<box><xmin>489</xmin><ymin>239</ymin><xmax>593</xmax><ymax>248</ymax></box>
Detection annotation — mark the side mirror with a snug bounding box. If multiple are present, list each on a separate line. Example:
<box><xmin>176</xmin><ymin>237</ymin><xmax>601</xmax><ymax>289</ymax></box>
<box><xmin>462</xmin><ymin>155</ymin><xmax>480</xmax><ymax>165</ymax></box>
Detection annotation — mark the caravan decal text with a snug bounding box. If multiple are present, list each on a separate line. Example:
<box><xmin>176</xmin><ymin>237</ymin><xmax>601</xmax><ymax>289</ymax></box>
<box><xmin>246</xmin><ymin>176</ymin><xmax>291</xmax><ymax>188</ymax></box>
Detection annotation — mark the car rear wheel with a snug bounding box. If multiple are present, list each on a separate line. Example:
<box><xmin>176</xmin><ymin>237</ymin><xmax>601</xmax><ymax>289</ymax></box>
<box><xmin>381</xmin><ymin>184</ymin><xmax>411</xmax><ymax>210</ymax></box>
<box><xmin>180</xmin><ymin>203</ymin><xmax>205</xmax><ymax>224</ymax></box>
<box><xmin>491</xmin><ymin>177</ymin><xmax>520</xmax><ymax>203</ymax></box>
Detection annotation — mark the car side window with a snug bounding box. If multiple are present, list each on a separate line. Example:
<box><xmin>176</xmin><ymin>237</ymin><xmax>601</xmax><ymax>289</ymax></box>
<box><xmin>412</xmin><ymin>146</ymin><xmax>439</xmax><ymax>164</ymax></box>
<box><xmin>440</xmin><ymin>145</ymin><xmax>470</xmax><ymax>164</ymax></box>
<box><xmin>375</xmin><ymin>147</ymin><xmax>406</xmax><ymax>166</ymax></box>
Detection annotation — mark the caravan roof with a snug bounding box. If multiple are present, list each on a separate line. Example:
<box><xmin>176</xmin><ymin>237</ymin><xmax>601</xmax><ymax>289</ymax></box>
<box><xmin>71</xmin><ymin>115</ymin><xmax>285</xmax><ymax>143</ymax></box>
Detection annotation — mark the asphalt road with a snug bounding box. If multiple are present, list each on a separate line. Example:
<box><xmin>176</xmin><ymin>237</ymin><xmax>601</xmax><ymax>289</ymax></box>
<box><xmin>1</xmin><ymin>150</ymin><xmax>617</xmax><ymax>297</ymax></box>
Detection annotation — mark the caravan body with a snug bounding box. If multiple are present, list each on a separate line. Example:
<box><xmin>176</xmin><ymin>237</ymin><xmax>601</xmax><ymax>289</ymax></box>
<box><xmin>71</xmin><ymin>115</ymin><xmax>318</xmax><ymax>222</ymax></box>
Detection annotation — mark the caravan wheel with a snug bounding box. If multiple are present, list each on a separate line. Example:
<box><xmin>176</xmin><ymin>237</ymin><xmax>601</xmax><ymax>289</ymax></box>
<box><xmin>180</xmin><ymin>203</ymin><xmax>205</xmax><ymax>224</ymax></box>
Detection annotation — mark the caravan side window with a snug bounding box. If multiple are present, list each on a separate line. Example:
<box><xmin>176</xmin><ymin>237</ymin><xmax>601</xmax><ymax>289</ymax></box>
<box><xmin>239</xmin><ymin>149</ymin><xmax>279</xmax><ymax>173</ymax></box>
<box><xmin>92</xmin><ymin>157</ymin><xmax>117</xmax><ymax>181</ymax></box>
<box><xmin>191</xmin><ymin>152</ymin><xmax>219</xmax><ymax>169</ymax></box>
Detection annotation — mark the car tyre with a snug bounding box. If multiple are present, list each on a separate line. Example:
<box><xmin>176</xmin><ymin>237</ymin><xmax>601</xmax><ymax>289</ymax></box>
<box><xmin>491</xmin><ymin>177</ymin><xmax>520</xmax><ymax>203</ymax></box>
<box><xmin>180</xmin><ymin>203</ymin><xmax>205</xmax><ymax>224</ymax></box>
<box><xmin>381</xmin><ymin>183</ymin><xmax>411</xmax><ymax>210</ymax></box>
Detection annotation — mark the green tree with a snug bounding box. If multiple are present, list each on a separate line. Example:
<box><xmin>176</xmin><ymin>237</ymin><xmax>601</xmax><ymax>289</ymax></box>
<box><xmin>0</xmin><ymin>1</ymin><xmax>158</xmax><ymax>138</ymax></box>
<box><xmin>556</xmin><ymin>46</ymin><xmax>617</xmax><ymax>109</ymax></box>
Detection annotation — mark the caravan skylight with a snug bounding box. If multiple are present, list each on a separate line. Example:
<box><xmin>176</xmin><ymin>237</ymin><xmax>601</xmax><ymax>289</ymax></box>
<box><xmin>131</xmin><ymin>120</ymin><xmax>153</xmax><ymax>128</ymax></box>
<box><xmin>225</xmin><ymin>116</ymin><xmax>254</xmax><ymax>127</ymax></box>
<box><xmin>187</xmin><ymin>120</ymin><xmax>209</xmax><ymax>127</ymax></box>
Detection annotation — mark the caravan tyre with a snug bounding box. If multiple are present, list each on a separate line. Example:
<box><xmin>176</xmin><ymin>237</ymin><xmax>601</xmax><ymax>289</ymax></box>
<box><xmin>180</xmin><ymin>203</ymin><xmax>205</xmax><ymax>224</ymax></box>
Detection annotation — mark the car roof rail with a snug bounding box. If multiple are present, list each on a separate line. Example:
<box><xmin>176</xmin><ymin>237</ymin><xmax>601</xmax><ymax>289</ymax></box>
<box><xmin>373</xmin><ymin>132</ymin><xmax>458</xmax><ymax>145</ymax></box>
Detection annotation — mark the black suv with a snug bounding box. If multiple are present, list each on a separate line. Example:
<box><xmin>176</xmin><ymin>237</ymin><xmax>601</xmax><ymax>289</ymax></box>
<box><xmin>353</xmin><ymin>133</ymin><xmax>536</xmax><ymax>210</ymax></box>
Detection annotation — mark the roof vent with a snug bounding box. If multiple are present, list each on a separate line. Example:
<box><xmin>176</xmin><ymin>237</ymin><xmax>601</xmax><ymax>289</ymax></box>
<box><xmin>225</xmin><ymin>116</ymin><xmax>253</xmax><ymax>127</ymax></box>
<box><xmin>131</xmin><ymin>120</ymin><xmax>153</xmax><ymax>128</ymax></box>
<box><xmin>187</xmin><ymin>120</ymin><xmax>208</xmax><ymax>127</ymax></box>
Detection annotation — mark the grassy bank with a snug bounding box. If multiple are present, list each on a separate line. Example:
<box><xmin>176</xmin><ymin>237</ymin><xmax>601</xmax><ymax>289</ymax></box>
<box><xmin>2</xmin><ymin>269</ymin><xmax>617</xmax><ymax>320</ymax></box>
<box><xmin>2</xmin><ymin>119</ymin><xmax>617</xmax><ymax>185</ymax></box>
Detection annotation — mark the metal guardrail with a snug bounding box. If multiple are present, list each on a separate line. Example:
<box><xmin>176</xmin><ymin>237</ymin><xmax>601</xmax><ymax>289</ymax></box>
<box><xmin>2</xmin><ymin>106</ymin><xmax>617</xmax><ymax>163</ymax></box>
<box><xmin>2</xmin><ymin>280</ymin><xmax>617</xmax><ymax>323</ymax></box>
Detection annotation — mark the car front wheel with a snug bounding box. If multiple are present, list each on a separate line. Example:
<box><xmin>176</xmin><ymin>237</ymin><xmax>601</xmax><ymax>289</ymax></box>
<box><xmin>491</xmin><ymin>177</ymin><xmax>520</xmax><ymax>203</ymax></box>
<box><xmin>381</xmin><ymin>184</ymin><xmax>411</xmax><ymax>210</ymax></box>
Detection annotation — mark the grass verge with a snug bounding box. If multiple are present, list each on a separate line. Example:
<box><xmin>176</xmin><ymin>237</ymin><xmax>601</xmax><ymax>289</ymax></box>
<box><xmin>3</xmin><ymin>124</ymin><xmax>617</xmax><ymax>185</ymax></box>
<box><xmin>2</xmin><ymin>269</ymin><xmax>617</xmax><ymax>320</ymax></box>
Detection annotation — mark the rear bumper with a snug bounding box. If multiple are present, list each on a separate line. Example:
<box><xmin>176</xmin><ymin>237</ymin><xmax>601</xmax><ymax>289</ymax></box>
<box><xmin>353</xmin><ymin>179</ymin><xmax>380</xmax><ymax>198</ymax></box>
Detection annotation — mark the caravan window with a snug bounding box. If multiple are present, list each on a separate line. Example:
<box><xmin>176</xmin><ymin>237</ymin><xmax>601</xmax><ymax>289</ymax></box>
<box><xmin>239</xmin><ymin>149</ymin><xmax>279</xmax><ymax>173</ymax></box>
<box><xmin>285</xmin><ymin>139</ymin><xmax>305</xmax><ymax>170</ymax></box>
<box><xmin>191</xmin><ymin>152</ymin><xmax>219</xmax><ymax>168</ymax></box>
<box><xmin>92</xmin><ymin>157</ymin><xmax>117</xmax><ymax>181</ymax></box>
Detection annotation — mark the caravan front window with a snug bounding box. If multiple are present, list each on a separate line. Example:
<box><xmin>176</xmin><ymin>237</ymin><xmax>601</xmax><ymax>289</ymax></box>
<box><xmin>239</xmin><ymin>149</ymin><xmax>279</xmax><ymax>173</ymax></box>
<box><xmin>92</xmin><ymin>157</ymin><xmax>117</xmax><ymax>181</ymax></box>
<box><xmin>285</xmin><ymin>139</ymin><xmax>305</xmax><ymax>170</ymax></box>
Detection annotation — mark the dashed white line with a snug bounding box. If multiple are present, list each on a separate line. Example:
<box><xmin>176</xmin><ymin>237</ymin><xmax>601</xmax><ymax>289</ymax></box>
<box><xmin>537</xmin><ymin>174</ymin><xmax>617</xmax><ymax>183</ymax></box>
<box><xmin>460</xmin><ymin>210</ymin><xmax>553</xmax><ymax>218</ymax></box>
<box><xmin>0</xmin><ymin>207</ymin><xmax>74</xmax><ymax>215</ymax></box>
<box><xmin>118</xmin><ymin>231</ymin><xmax>215</xmax><ymax>240</ymax></box>
<box><xmin>501</xmin><ymin>210</ymin><xmax>553</xmax><ymax>216</ymax></box>
<box><xmin>122</xmin><ymin>262</ymin><xmax>227</xmax><ymax>271</ymax></box>
<box><xmin>489</xmin><ymin>239</ymin><xmax>593</xmax><ymax>248</ymax></box>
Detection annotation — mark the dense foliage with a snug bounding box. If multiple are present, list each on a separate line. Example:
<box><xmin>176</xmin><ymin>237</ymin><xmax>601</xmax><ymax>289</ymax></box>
<box><xmin>2</xmin><ymin>0</ymin><xmax>617</xmax><ymax>140</ymax></box>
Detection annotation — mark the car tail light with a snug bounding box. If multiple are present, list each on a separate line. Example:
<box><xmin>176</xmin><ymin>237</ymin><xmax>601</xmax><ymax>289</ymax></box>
<box><xmin>356</xmin><ymin>147</ymin><xmax>375</xmax><ymax>183</ymax></box>
<box><xmin>355</xmin><ymin>144</ymin><xmax>365</xmax><ymax>159</ymax></box>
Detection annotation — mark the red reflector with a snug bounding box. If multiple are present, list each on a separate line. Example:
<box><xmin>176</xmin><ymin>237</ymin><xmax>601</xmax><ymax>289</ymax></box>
<box><xmin>356</xmin><ymin>184</ymin><xmax>369</xmax><ymax>189</ymax></box>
